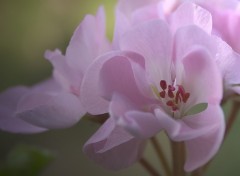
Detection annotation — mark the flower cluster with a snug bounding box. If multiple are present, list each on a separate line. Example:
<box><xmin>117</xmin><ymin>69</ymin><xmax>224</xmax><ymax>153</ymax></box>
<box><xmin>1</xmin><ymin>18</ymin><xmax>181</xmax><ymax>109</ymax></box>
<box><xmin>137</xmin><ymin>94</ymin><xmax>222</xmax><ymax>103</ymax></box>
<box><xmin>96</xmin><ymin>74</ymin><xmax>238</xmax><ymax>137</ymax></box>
<box><xmin>1</xmin><ymin>0</ymin><xmax>240</xmax><ymax>175</ymax></box>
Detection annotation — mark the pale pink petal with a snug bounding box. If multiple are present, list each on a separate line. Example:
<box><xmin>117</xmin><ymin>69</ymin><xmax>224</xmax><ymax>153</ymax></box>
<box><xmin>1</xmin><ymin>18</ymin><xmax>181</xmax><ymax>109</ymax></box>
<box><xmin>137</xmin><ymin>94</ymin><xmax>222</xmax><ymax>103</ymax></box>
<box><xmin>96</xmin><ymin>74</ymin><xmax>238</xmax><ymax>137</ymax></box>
<box><xmin>120</xmin><ymin>20</ymin><xmax>173</xmax><ymax>85</ymax></box>
<box><xmin>180</xmin><ymin>46</ymin><xmax>222</xmax><ymax>105</ymax></box>
<box><xmin>117</xmin><ymin>0</ymin><xmax>158</xmax><ymax>16</ymax></box>
<box><xmin>224</xmin><ymin>12</ymin><xmax>240</xmax><ymax>53</ymax></box>
<box><xmin>112</xmin><ymin>7</ymin><xmax>131</xmax><ymax>49</ymax></box>
<box><xmin>0</xmin><ymin>86</ymin><xmax>46</xmax><ymax>133</ymax></box>
<box><xmin>131</xmin><ymin>3</ymin><xmax>162</xmax><ymax>26</ymax></box>
<box><xmin>31</xmin><ymin>78</ymin><xmax>61</xmax><ymax>92</ymax></box>
<box><xmin>83</xmin><ymin>118</ymin><xmax>145</xmax><ymax>170</ymax></box>
<box><xmin>175</xmin><ymin>25</ymin><xmax>240</xmax><ymax>96</ymax></box>
<box><xmin>184</xmin><ymin>106</ymin><xmax>225</xmax><ymax>171</ymax></box>
<box><xmin>155</xmin><ymin>104</ymin><xmax>224</xmax><ymax>142</ymax></box>
<box><xmin>154</xmin><ymin>108</ymin><xmax>181</xmax><ymax>138</ymax></box>
<box><xmin>174</xmin><ymin>25</ymin><xmax>215</xmax><ymax>62</ymax></box>
<box><xmin>45</xmin><ymin>49</ymin><xmax>81</xmax><ymax>92</ymax></box>
<box><xmin>169</xmin><ymin>2</ymin><xmax>212</xmax><ymax>34</ymax></box>
<box><xmin>174</xmin><ymin>104</ymin><xmax>224</xmax><ymax>141</ymax></box>
<box><xmin>81</xmin><ymin>51</ymin><xmax>146</xmax><ymax>115</ymax></box>
<box><xmin>66</xmin><ymin>6</ymin><xmax>109</xmax><ymax>73</ymax></box>
<box><xmin>109</xmin><ymin>93</ymin><xmax>158</xmax><ymax>139</ymax></box>
<box><xmin>99</xmin><ymin>53</ymin><xmax>150</xmax><ymax>107</ymax></box>
<box><xmin>16</xmin><ymin>91</ymin><xmax>85</xmax><ymax>129</ymax></box>
<box><xmin>113</xmin><ymin>0</ymin><xmax>161</xmax><ymax>49</ymax></box>
<box><xmin>155</xmin><ymin>103</ymin><xmax>225</xmax><ymax>171</ymax></box>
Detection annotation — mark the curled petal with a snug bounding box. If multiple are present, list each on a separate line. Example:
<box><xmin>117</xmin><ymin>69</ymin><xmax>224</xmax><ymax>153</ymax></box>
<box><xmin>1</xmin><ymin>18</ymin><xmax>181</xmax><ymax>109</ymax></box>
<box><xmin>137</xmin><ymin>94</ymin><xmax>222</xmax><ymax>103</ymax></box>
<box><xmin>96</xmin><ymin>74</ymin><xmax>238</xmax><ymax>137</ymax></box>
<box><xmin>180</xmin><ymin>46</ymin><xmax>222</xmax><ymax>105</ymax></box>
<box><xmin>110</xmin><ymin>93</ymin><xmax>159</xmax><ymax>139</ymax></box>
<box><xmin>81</xmin><ymin>51</ymin><xmax>146</xmax><ymax>115</ymax></box>
<box><xmin>16</xmin><ymin>91</ymin><xmax>85</xmax><ymax>129</ymax></box>
<box><xmin>99</xmin><ymin>53</ymin><xmax>149</xmax><ymax>106</ymax></box>
<box><xmin>45</xmin><ymin>49</ymin><xmax>80</xmax><ymax>91</ymax></box>
<box><xmin>83</xmin><ymin>118</ymin><xmax>145</xmax><ymax>170</ymax></box>
<box><xmin>184</xmin><ymin>106</ymin><xmax>225</xmax><ymax>171</ymax></box>
<box><xmin>0</xmin><ymin>86</ymin><xmax>46</xmax><ymax>133</ymax></box>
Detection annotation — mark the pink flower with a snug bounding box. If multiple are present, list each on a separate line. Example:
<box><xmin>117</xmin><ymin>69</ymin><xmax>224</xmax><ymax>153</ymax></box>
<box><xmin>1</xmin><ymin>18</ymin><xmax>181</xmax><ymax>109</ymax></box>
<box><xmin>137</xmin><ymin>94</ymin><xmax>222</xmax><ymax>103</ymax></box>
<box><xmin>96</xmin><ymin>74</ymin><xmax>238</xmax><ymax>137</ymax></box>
<box><xmin>0</xmin><ymin>7</ymin><xmax>109</xmax><ymax>133</ymax></box>
<box><xmin>82</xmin><ymin>7</ymin><xmax>225</xmax><ymax>171</ymax></box>
<box><xmin>113</xmin><ymin>0</ymin><xmax>240</xmax><ymax>97</ymax></box>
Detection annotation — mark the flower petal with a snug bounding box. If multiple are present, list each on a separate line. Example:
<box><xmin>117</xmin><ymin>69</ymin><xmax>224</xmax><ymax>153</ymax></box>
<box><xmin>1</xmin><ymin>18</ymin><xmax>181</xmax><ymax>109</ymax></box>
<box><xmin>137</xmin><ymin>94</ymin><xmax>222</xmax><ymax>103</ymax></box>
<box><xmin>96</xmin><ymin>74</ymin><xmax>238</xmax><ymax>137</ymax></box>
<box><xmin>0</xmin><ymin>86</ymin><xmax>46</xmax><ymax>133</ymax></box>
<box><xmin>174</xmin><ymin>104</ymin><xmax>224</xmax><ymax>141</ymax></box>
<box><xmin>184</xmin><ymin>106</ymin><xmax>225</xmax><ymax>171</ymax></box>
<box><xmin>45</xmin><ymin>49</ymin><xmax>81</xmax><ymax>93</ymax></box>
<box><xmin>83</xmin><ymin>118</ymin><xmax>145</xmax><ymax>170</ymax></box>
<box><xmin>65</xmin><ymin>7</ymin><xmax>109</xmax><ymax>73</ymax></box>
<box><xmin>16</xmin><ymin>91</ymin><xmax>85</xmax><ymax>129</ymax></box>
<box><xmin>81</xmin><ymin>51</ymin><xmax>146</xmax><ymax>115</ymax></box>
<box><xmin>99</xmin><ymin>53</ymin><xmax>150</xmax><ymax>107</ymax></box>
<box><xmin>180</xmin><ymin>46</ymin><xmax>222</xmax><ymax>105</ymax></box>
<box><xmin>120</xmin><ymin>20</ymin><xmax>172</xmax><ymax>85</ymax></box>
<box><xmin>116</xmin><ymin>0</ymin><xmax>158</xmax><ymax>16</ymax></box>
<box><xmin>109</xmin><ymin>93</ymin><xmax>159</xmax><ymax>139</ymax></box>
<box><xmin>169</xmin><ymin>2</ymin><xmax>212</xmax><ymax>34</ymax></box>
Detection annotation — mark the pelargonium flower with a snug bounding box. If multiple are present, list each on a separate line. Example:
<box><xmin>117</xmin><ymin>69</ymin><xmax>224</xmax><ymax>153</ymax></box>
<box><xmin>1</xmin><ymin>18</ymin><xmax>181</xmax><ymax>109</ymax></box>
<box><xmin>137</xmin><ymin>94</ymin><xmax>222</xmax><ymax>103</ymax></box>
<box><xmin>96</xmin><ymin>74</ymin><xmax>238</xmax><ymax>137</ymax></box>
<box><xmin>0</xmin><ymin>7</ymin><xmax>109</xmax><ymax>133</ymax></box>
<box><xmin>82</xmin><ymin>7</ymin><xmax>225</xmax><ymax>172</ymax></box>
<box><xmin>113</xmin><ymin>0</ymin><xmax>240</xmax><ymax>97</ymax></box>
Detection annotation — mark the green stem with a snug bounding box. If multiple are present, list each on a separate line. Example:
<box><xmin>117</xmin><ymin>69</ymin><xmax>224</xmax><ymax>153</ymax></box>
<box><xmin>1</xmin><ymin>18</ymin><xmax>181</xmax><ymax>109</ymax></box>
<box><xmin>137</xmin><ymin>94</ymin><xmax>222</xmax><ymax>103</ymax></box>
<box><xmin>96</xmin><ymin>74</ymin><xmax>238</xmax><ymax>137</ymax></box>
<box><xmin>225</xmin><ymin>101</ymin><xmax>240</xmax><ymax>137</ymax></box>
<box><xmin>150</xmin><ymin>137</ymin><xmax>172</xmax><ymax>176</ymax></box>
<box><xmin>139</xmin><ymin>158</ymin><xmax>162</xmax><ymax>176</ymax></box>
<box><xmin>171</xmin><ymin>141</ymin><xmax>185</xmax><ymax>176</ymax></box>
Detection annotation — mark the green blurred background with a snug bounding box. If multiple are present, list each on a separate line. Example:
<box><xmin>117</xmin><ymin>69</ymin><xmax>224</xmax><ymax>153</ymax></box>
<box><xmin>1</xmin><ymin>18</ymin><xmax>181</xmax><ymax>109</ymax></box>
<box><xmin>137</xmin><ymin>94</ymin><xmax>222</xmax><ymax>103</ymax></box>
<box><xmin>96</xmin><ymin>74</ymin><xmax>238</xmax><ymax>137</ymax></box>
<box><xmin>0</xmin><ymin>0</ymin><xmax>240</xmax><ymax>175</ymax></box>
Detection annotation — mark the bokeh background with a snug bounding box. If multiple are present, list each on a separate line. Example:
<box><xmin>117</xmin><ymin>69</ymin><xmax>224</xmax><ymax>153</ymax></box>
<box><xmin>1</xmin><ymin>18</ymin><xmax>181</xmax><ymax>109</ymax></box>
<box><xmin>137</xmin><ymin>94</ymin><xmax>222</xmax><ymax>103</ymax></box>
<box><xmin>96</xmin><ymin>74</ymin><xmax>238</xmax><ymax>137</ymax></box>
<box><xmin>0</xmin><ymin>0</ymin><xmax>240</xmax><ymax>175</ymax></box>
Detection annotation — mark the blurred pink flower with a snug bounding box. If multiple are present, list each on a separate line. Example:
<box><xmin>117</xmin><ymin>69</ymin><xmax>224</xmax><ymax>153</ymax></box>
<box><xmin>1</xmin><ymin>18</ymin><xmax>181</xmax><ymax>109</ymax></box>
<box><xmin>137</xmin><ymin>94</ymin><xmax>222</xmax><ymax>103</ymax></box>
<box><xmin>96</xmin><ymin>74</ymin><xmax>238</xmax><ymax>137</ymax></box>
<box><xmin>82</xmin><ymin>5</ymin><xmax>226</xmax><ymax>171</ymax></box>
<box><xmin>0</xmin><ymin>7</ymin><xmax>109</xmax><ymax>133</ymax></box>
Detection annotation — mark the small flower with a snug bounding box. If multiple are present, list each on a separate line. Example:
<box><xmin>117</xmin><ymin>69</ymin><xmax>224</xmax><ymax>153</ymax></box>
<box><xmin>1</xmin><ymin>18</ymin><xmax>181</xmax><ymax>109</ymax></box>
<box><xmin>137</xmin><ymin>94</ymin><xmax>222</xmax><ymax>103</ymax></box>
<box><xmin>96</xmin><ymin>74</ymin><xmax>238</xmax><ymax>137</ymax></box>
<box><xmin>0</xmin><ymin>7</ymin><xmax>109</xmax><ymax>133</ymax></box>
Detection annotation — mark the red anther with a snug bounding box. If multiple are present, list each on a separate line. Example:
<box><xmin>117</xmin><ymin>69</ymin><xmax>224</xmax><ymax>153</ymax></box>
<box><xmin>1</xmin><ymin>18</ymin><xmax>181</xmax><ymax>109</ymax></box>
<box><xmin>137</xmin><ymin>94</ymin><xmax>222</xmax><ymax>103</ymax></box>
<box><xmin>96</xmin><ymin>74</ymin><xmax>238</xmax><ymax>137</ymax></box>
<box><xmin>160</xmin><ymin>80</ymin><xmax>167</xmax><ymax>90</ymax></box>
<box><xmin>178</xmin><ymin>85</ymin><xmax>185</xmax><ymax>96</ymax></box>
<box><xmin>183</xmin><ymin>93</ymin><xmax>190</xmax><ymax>103</ymax></box>
<box><xmin>175</xmin><ymin>91</ymin><xmax>181</xmax><ymax>104</ymax></box>
<box><xmin>172</xmin><ymin>106</ymin><xmax>178</xmax><ymax>111</ymax></box>
<box><xmin>159</xmin><ymin>91</ymin><xmax>166</xmax><ymax>98</ymax></box>
<box><xmin>168</xmin><ymin>85</ymin><xmax>175</xmax><ymax>91</ymax></box>
<box><xmin>168</xmin><ymin>89</ymin><xmax>174</xmax><ymax>98</ymax></box>
<box><xmin>166</xmin><ymin>100</ymin><xmax>175</xmax><ymax>107</ymax></box>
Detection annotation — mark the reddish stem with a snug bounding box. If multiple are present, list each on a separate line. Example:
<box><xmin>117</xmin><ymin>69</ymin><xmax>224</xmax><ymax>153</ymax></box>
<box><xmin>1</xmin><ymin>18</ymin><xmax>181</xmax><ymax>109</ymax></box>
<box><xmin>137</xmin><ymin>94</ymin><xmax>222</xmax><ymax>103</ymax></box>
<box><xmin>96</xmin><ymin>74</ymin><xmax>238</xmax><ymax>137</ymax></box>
<box><xmin>171</xmin><ymin>141</ymin><xmax>185</xmax><ymax>176</ymax></box>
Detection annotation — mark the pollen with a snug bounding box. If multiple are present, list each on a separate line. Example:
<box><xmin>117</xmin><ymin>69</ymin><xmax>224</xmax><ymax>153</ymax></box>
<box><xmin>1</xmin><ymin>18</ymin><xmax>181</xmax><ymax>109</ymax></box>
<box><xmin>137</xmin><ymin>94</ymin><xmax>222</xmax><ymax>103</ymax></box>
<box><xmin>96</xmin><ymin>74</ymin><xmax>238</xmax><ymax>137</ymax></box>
<box><xmin>159</xmin><ymin>80</ymin><xmax>190</xmax><ymax>112</ymax></box>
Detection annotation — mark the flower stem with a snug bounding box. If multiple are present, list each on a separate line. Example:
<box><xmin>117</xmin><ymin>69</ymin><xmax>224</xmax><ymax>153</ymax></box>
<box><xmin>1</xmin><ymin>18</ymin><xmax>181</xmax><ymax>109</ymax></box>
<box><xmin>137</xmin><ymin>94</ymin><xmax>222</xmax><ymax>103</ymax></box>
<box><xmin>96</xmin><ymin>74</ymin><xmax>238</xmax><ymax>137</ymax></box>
<box><xmin>225</xmin><ymin>101</ymin><xmax>240</xmax><ymax>137</ymax></box>
<box><xmin>171</xmin><ymin>141</ymin><xmax>185</xmax><ymax>176</ymax></box>
<box><xmin>150</xmin><ymin>137</ymin><xmax>172</xmax><ymax>176</ymax></box>
<box><xmin>140</xmin><ymin>158</ymin><xmax>162</xmax><ymax>176</ymax></box>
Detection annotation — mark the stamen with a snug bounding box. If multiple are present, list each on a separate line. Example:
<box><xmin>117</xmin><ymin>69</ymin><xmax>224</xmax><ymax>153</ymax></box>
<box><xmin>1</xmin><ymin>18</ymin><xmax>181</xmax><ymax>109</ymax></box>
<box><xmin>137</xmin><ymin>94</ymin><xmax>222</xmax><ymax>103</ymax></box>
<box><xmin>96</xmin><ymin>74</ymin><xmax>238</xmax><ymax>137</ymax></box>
<box><xmin>183</xmin><ymin>93</ymin><xmax>190</xmax><ymax>103</ymax></box>
<box><xmin>159</xmin><ymin>91</ymin><xmax>166</xmax><ymax>98</ymax></box>
<box><xmin>158</xmin><ymin>80</ymin><xmax>190</xmax><ymax>113</ymax></box>
<box><xmin>168</xmin><ymin>85</ymin><xmax>175</xmax><ymax>91</ymax></box>
<box><xmin>175</xmin><ymin>91</ymin><xmax>181</xmax><ymax>104</ymax></box>
<box><xmin>166</xmin><ymin>100</ymin><xmax>175</xmax><ymax>107</ymax></box>
<box><xmin>160</xmin><ymin>80</ymin><xmax>167</xmax><ymax>90</ymax></box>
<box><xmin>168</xmin><ymin>89</ymin><xmax>174</xmax><ymax>98</ymax></box>
<box><xmin>172</xmin><ymin>106</ymin><xmax>178</xmax><ymax>111</ymax></box>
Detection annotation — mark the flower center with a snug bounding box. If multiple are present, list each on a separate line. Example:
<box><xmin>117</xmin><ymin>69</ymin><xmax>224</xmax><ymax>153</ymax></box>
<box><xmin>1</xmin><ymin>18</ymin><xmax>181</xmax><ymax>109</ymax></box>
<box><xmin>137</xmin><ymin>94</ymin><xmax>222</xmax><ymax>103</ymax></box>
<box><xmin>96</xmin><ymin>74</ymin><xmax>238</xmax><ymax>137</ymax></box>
<box><xmin>159</xmin><ymin>80</ymin><xmax>190</xmax><ymax>112</ymax></box>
